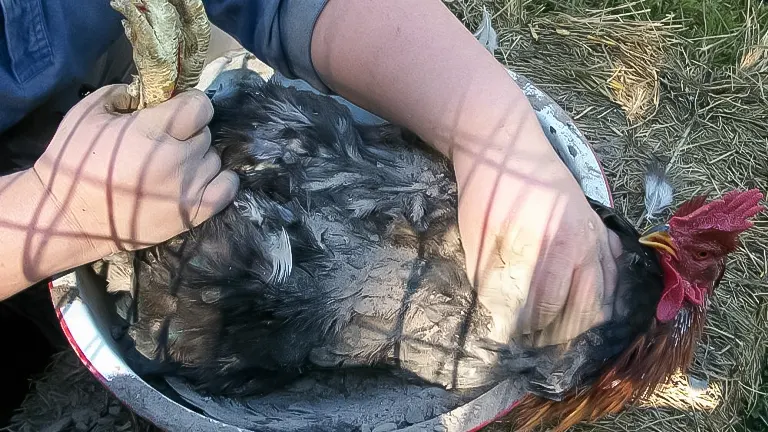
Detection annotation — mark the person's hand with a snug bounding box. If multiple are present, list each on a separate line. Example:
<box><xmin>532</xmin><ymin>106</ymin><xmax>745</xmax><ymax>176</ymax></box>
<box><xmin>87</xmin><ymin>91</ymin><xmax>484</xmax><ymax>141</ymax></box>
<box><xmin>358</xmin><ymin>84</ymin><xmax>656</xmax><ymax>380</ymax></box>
<box><xmin>309</xmin><ymin>0</ymin><xmax>620</xmax><ymax>347</ymax></box>
<box><xmin>452</xmin><ymin>112</ymin><xmax>622</xmax><ymax>348</ymax></box>
<box><xmin>32</xmin><ymin>84</ymin><xmax>239</xmax><ymax>258</ymax></box>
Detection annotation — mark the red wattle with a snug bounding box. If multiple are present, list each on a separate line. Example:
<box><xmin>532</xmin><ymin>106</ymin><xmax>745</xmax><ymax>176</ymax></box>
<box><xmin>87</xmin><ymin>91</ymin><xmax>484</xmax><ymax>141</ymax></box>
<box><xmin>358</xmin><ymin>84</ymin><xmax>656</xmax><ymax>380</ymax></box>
<box><xmin>656</xmin><ymin>253</ymin><xmax>686</xmax><ymax>322</ymax></box>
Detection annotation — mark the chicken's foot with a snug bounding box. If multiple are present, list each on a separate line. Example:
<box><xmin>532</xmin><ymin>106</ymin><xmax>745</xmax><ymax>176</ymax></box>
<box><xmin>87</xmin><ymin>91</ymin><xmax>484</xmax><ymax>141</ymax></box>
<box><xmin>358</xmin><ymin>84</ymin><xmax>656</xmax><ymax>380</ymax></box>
<box><xmin>110</xmin><ymin>0</ymin><xmax>210</xmax><ymax>109</ymax></box>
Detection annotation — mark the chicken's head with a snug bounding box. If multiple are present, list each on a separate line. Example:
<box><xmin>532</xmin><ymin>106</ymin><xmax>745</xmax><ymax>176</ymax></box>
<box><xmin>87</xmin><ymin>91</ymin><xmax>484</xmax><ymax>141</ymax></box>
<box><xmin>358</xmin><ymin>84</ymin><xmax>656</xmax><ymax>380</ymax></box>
<box><xmin>639</xmin><ymin>188</ymin><xmax>765</xmax><ymax>322</ymax></box>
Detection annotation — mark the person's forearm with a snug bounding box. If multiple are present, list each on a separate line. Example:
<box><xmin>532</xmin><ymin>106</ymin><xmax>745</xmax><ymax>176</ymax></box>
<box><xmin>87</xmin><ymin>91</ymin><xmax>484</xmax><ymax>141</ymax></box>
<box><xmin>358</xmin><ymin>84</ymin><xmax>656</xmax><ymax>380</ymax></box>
<box><xmin>310</xmin><ymin>0</ymin><xmax>558</xmax><ymax>182</ymax></box>
<box><xmin>0</xmin><ymin>169</ymin><xmax>99</xmax><ymax>299</ymax></box>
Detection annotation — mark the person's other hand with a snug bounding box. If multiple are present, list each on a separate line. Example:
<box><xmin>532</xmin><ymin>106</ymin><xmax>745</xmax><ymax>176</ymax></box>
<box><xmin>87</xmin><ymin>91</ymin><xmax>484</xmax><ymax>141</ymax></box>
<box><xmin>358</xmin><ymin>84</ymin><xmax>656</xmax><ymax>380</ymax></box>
<box><xmin>453</xmin><ymin>112</ymin><xmax>622</xmax><ymax>348</ymax></box>
<box><xmin>308</xmin><ymin>0</ymin><xmax>620</xmax><ymax>348</ymax></box>
<box><xmin>32</xmin><ymin>84</ymin><xmax>239</xmax><ymax>258</ymax></box>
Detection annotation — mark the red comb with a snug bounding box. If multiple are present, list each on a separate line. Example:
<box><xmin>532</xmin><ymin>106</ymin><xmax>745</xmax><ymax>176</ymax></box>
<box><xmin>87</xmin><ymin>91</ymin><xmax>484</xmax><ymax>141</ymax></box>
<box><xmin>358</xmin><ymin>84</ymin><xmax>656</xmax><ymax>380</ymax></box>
<box><xmin>670</xmin><ymin>189</ymin><xmax>765</xmax><ymax>233</ymax></box>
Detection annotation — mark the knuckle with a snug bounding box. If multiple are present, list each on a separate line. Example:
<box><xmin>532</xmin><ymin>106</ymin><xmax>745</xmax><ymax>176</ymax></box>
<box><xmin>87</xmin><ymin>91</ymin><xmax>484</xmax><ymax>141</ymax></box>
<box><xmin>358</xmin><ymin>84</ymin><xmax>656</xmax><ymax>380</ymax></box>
<box><xmin>133</xmin><ymin>112</ymin><xmax>174</xmax><ymax>144</ymax></box>
<box><xmin>143</xmin><ymin>126</ymin><xmax>174</xmax><ymax>145</ymax></box>
<box><xmin>154</xmin><ymin>145</ymin><xmax>187</xmax><ymax>173</ymax></box>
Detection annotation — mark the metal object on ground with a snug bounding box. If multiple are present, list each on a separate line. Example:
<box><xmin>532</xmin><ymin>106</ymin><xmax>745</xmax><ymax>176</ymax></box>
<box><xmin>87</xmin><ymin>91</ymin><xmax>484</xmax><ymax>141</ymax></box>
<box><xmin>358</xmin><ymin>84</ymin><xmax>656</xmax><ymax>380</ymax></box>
<box><xmin>49</xmin><ymin>68</ymin><xmax>612</xmax><ymax>432</ymax></box>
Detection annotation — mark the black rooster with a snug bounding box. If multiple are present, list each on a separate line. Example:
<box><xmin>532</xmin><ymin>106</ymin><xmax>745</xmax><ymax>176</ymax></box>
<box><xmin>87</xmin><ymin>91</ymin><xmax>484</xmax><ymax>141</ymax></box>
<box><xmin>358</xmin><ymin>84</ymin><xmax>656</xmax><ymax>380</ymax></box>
<box><xmin>105</xmin><ymin>68</ymin><xmax>656</xmax><ymax>400</ymax></box>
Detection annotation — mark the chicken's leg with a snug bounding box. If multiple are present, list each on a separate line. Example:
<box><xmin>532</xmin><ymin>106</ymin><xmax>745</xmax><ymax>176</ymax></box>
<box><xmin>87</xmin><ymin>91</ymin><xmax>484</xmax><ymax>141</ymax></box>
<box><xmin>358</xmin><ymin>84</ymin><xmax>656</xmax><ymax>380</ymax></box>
<box><xmin>110</xmin><ymin>0</ymin><xmax>210</xmax><ymax>109</ymax></box>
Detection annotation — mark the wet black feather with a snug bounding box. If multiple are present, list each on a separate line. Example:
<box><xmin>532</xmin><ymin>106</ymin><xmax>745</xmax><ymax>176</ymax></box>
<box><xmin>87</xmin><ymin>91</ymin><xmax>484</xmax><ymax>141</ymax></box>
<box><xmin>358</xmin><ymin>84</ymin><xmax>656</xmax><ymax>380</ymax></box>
<box><xmin>103</xmin><ymin>70</ymin><xmax>663</xmax><ymax>402</ymax></box>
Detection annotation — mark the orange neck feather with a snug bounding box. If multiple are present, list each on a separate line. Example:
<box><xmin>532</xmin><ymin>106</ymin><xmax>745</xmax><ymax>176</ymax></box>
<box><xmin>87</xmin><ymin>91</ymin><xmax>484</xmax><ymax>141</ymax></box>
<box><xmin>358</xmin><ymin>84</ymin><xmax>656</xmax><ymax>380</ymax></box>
<box><xmin>505</xmin><ymin>306</ymin><xmax>706</xmax><ymax>432</ymax></box>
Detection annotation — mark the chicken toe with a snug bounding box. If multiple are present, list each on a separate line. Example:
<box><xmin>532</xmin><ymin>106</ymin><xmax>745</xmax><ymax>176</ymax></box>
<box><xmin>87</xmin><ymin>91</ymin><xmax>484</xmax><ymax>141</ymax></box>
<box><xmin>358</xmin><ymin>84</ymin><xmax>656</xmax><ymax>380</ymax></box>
<box><xmin>110</xmin><ymin>0</ymin><xmax>183</xmax><ymax>108</ymax></box>
<box><xmin>167</xmin><ymin>0</ymin><xmax>211</xmax><ymax>93</ymax></box>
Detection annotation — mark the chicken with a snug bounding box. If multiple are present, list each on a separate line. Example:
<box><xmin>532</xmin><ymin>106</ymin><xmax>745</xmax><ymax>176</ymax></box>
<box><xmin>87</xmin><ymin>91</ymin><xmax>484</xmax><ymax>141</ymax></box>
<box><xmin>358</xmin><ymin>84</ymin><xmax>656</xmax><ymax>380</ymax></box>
<box><xmin>109</xmin><ymin>65</ymin><xmax>618</xmax><ymax>397</ymax></box>
<box><xmin>95</xmin><ymin>1</ymin><xmax>765</xmax><ymax>430</ymax></box>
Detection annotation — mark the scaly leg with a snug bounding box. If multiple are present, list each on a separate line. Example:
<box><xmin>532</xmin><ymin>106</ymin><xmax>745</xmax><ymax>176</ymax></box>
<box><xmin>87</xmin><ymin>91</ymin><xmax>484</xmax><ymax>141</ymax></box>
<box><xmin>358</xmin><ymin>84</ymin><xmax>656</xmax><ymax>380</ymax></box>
<box><xmin>168</xmin><ymin>0</ymin><xmax>211</xmax><ymax>93</ymax></box>
<box><xmin>110</xmin><ymin>0</ymin><xmax>210</xmax><ymax>109</ymax></box>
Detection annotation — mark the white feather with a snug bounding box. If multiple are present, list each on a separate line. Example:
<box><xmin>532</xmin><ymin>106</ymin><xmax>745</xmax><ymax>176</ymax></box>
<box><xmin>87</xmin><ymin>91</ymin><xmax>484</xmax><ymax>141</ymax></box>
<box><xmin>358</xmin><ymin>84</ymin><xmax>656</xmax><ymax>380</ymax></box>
<box><xmin>233</xmin><ymin>190</ymin><xmax>264</xmax><ymax>225</ymax></box>
<box><xmin>305</xmin><ymin>172</ymin><xmax>365</xmax><ymax>192</ymax></box>
<box><xmin>644</xmin><ymin>156</ymin><xmax>675</xmax><ymax>221</ymax></box>
<box><xmin>473</xmin><ymin>8</ymin><xmax>498</xmax><ymax>55</ymax></box>
<box><xmin>268</xmin><ymin>228</ymin><xmax>293</xmax><ymax>284</ymax></box>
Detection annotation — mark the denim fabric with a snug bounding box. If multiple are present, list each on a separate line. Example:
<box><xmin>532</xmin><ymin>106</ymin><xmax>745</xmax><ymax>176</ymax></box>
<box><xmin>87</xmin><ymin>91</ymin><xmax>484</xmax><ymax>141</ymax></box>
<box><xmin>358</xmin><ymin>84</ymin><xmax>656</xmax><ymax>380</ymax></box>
<box><xmin>0</xmin><ymin>0</ymin><xmax>329</xmax><ymax>135</ymax></box>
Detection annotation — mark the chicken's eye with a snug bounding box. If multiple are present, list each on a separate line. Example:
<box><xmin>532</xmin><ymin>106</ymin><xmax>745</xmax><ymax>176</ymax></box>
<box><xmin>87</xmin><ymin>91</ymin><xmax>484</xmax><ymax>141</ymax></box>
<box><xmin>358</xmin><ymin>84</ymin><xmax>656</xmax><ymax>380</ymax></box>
<box><xmin>697</xmin><ymin>251</ymin><xmax>709</xmax><ymax>259</ymax></box>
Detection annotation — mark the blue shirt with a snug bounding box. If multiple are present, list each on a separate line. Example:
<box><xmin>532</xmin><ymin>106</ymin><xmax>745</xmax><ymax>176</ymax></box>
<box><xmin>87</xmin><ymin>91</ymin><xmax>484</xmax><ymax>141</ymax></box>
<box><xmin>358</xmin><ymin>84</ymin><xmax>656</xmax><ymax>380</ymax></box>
<box><xmin>0</xmin><ymin>0</ymin><xmax>329</xmax><ymax>135</ymax></box>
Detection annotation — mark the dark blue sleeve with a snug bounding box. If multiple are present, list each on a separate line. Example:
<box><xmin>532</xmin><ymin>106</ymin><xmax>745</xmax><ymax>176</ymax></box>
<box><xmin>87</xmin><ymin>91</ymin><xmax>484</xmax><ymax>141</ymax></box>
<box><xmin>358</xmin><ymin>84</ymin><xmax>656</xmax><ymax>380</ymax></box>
<box><xmin>0</xmin><ymin>0</ymin><xmax>124</xmax><ymax>134</ymax></box>
<box><xmin>202</xmin><ymin>0</ymin><xmax>331</xmax><ymax>93</ymax></box>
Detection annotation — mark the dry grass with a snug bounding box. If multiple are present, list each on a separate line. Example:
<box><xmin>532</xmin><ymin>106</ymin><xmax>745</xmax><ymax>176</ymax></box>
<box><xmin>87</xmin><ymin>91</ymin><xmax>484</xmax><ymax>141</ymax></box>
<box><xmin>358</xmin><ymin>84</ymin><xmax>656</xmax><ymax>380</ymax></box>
<box><xmin>7</xmin><ymin>1</ymin><xmax>768</xmax><ymax>431</ymax></box>
<box><xmin>446</xmin><ymin>0</ymin><xmax>768</xmax><ymax>430</ymax></box>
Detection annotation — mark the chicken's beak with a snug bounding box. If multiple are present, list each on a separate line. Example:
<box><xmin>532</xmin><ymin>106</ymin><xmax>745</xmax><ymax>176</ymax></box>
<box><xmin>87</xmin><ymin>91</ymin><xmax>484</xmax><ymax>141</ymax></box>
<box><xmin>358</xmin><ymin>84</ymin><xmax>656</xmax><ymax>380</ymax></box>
<box><xmin>639</xmin><ymin>224</ymin><xmax>678</xmax><ymax>258</ymax></box>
